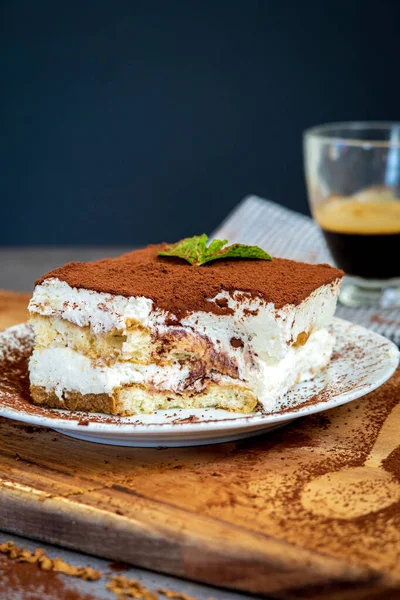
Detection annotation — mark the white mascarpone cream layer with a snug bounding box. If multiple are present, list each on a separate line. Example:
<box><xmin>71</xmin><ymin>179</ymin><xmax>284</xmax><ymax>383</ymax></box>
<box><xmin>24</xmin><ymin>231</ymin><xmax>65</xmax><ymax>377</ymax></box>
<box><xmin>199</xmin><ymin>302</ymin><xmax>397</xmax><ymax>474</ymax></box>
<box><xmin>29</xmin><ymin>277</ymin><xmax>340</xmax><ymax>363</ymax></box>
<box><xmin>29</xmin><ymin>329</ymin><xmax>334</xmax><ymax>412</ymax></box>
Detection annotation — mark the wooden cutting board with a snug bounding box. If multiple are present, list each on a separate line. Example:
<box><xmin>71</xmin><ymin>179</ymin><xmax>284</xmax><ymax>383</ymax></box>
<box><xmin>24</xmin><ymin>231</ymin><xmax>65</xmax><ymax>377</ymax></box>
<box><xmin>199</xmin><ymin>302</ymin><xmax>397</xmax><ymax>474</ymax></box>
<box><xmin>1</xmin><ymin>291</ymin><xmax>400</xmax><ymax>600</ymax></box>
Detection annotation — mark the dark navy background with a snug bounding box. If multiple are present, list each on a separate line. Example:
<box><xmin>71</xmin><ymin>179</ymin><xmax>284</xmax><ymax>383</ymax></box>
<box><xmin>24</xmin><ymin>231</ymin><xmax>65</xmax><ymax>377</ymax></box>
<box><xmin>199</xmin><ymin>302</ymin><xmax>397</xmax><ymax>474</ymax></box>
<box><xmin>1</xmin><ymin>1</ymin><xmax>399</xmax><ymax>245</ymax></box>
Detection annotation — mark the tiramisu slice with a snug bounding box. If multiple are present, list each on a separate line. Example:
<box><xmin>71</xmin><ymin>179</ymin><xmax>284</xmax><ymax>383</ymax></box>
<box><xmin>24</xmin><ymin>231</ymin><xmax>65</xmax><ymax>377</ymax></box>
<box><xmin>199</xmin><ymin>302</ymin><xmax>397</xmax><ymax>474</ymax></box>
<box><xmin>28</xmin><ymin>237</ymin><xmax>343</xmax><ymax>415</ymax></box>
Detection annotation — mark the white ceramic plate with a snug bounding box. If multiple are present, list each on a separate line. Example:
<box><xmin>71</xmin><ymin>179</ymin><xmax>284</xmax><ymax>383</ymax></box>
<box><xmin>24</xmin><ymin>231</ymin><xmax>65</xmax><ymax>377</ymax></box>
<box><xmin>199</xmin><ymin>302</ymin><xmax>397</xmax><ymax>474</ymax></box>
<box><xmin>0</xmin><ymin>318</ymin><xmax>398</xmax><ymax>447</ymax></box>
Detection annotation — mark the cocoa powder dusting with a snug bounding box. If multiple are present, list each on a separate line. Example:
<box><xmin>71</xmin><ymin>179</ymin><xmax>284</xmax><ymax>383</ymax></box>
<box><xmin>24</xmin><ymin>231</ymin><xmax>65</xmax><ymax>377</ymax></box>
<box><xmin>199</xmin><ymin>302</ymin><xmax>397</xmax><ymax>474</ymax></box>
<box><xmin>262</xmin><ymin>368</ymin><xmax>400</xmax><ymax>572</ymax></box>
<box><xmin>382</xmin><ymin>446</ymin><xmax>400</xmax><ymax>482</ymax></box>
<box><xmin>36</xmin><ymin>244</ymin><xmax>343</xmax><ymax>319</ymax></box>
<box><xmin>370</xmin><ymin>313</ymin><xmax>400</xmax><ymax>328</ymax></box>
<box><xmin>230</xmin><ymin>337</ymin><xmax>244</xmax><ymax>348</ymax></box>
<box><xmin>214</xmin><ymin>297</ymin><xmax>228</xmax><ymax>308</ymax></box>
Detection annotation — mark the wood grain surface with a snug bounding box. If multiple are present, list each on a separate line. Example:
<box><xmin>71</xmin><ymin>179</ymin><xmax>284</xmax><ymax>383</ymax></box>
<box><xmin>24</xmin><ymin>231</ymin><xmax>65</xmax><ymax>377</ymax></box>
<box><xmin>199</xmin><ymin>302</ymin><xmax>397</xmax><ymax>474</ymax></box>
<box><xmin>1</xmin><ymin>291</ymin><xmax>400</xmax><ymax>599</ymax></box>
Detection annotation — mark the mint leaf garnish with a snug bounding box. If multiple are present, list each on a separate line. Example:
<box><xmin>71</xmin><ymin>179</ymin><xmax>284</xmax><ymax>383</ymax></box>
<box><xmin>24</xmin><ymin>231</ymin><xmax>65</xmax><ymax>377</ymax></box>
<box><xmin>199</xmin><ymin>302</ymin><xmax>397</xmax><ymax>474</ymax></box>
<box><xmin>201</xmin><ymin>242</ymin><xmax>271</xmax><ymax>264</ymax></box>
<box><xmin>158</xmin><ymin>234</ymin><xmax>272</xmax><ymax>266</ymax></box>
<box><xmin>158</xmin><ymin>234</ymin><xmax>208</xmax><ymax>265</ymax></box>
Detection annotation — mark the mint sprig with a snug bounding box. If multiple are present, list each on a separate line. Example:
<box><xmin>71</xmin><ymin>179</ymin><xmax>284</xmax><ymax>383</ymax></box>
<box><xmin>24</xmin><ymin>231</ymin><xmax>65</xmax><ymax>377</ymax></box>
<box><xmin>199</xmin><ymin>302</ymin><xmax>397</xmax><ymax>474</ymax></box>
<box><xmin>158</xmin><ymin>234</ymin><xmax>272</xmax><ymax>266</ymax></box>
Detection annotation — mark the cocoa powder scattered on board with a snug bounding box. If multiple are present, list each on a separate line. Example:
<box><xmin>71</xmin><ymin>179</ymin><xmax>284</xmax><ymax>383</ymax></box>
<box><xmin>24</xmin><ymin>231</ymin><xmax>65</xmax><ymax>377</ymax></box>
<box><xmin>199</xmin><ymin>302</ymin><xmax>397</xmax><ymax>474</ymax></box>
<box><xmin>248</xmin><ymin>368</ymin><xmax>400</xmax><ymax>569</ymax></box>
<box><xmin>382</xmin><ymin>446</ymin><xmax>400</xmax><ymax>482</ymax></box>
<box><xmin>1</xmin><ymin>327</ymin><xmax>400</xmax><ymax>580</ymax></box>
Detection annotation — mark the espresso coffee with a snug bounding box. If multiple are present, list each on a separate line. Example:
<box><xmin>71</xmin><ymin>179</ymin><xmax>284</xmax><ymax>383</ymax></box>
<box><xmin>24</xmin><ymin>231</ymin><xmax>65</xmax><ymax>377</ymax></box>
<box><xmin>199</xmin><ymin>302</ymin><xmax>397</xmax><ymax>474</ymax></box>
<box><xmin>314</xmin><ymin>193</ymin><xmax>400</xmax><ymax>280</ymax></box>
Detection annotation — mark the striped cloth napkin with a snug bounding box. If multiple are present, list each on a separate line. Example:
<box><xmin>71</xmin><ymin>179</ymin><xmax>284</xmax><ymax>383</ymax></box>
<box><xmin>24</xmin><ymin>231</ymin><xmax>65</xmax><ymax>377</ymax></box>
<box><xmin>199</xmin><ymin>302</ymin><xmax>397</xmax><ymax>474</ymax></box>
<box><xmin>212</xmin><ymin>196</ymin><xmax>400</xmax><ymax>346</ymax></box>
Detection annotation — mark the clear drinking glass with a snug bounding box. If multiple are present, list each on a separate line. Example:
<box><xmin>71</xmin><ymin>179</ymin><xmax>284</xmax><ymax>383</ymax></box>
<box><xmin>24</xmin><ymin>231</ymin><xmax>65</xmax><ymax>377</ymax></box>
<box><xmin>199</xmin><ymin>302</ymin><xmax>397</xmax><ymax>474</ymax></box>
<box><xmin>304</xmin><ymin>122</ymin><xmax>400</xmax><ymax>308</ymax></box>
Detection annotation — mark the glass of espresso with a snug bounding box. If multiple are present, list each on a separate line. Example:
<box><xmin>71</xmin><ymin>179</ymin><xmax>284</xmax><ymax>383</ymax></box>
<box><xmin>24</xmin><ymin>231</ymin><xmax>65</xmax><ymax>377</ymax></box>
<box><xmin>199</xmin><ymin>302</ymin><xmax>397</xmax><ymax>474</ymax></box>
<box><xmin>304</xmin><ymin>122</ymin><xmax>400</xmax><ymax>307</ymax></box>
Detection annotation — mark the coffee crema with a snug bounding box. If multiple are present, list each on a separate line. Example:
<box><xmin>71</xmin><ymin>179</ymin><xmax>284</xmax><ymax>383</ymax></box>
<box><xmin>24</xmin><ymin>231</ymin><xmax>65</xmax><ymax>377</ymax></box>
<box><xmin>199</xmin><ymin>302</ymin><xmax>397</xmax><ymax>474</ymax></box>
<box><xmin>314</xmin><ymin>193</ymin><xmax>400</xmax><ymax>279</ymax></box>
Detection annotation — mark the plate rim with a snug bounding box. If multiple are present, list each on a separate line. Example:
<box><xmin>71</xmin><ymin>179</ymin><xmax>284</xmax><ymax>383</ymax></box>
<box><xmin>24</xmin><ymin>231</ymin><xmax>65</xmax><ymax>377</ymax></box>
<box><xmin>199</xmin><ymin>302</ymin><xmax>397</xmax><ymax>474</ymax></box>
<box><xmin>0</xmin><ymin>317</ymin><xmax>398</xmax><ymax>435</ymax></box>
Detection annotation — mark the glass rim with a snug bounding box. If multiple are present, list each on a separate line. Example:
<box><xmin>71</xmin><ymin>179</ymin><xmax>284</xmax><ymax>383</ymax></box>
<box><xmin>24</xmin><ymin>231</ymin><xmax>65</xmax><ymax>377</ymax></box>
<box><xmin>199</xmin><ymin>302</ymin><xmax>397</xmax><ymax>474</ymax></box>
<box><xmin>304</xmin><ymin>121</ymin><xmax>400</xmax><ymax>148</ymax></box>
